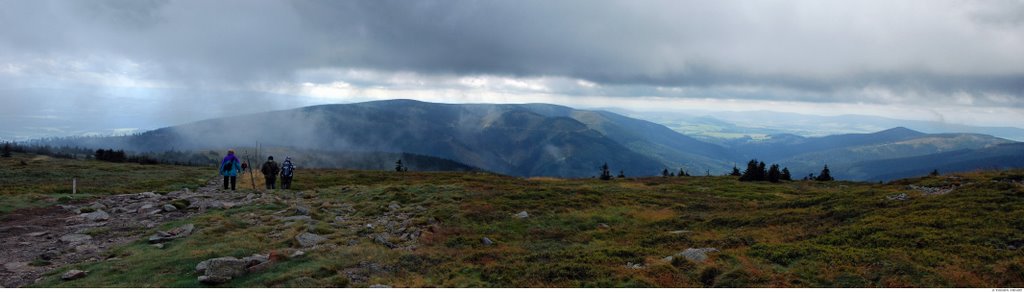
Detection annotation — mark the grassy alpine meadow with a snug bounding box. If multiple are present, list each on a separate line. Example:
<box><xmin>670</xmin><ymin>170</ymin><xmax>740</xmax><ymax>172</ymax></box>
<box><xmin>28</xmin><ymin>164</ymin><xmax>1024</xmax><ymax>287</ymax></box>
<box><xmin>0</xmin><ymin>153</ymin><xmax>212</xmax><ymax>214</ymax></box>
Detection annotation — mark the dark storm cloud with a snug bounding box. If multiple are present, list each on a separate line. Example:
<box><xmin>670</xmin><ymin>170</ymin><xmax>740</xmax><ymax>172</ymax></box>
<box><xmin>1</xmin><ymin>0</ymin><xmax>1023</xmax><ymax>104</ymax></box>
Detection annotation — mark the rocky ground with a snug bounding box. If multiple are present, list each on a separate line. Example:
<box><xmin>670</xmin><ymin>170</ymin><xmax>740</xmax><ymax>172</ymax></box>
<box><xmin>0</xmin><ymin>179</ymin><xmax>260</xmax><ymax>287</ymax></box>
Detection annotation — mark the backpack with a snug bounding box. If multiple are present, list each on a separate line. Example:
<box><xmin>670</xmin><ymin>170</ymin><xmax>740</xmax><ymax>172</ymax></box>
<box><xmin>282</xmin><ymin>162</ymin><xmax>294</xmax><ymax>177</ymax></box>
<box><xmin>222</xmin><ymin>161</ymin><xmax>232</xmax><ymax>172</ymax></box>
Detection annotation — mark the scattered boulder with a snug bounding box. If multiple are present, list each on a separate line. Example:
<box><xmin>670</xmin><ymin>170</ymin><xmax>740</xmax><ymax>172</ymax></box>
<box><xmin>89</xmin><ymin>203</ymin><xmax>107</xmax><ymax>210</ymax></box>
<box><xmin>515</xmin><ymin>211</ymin><xmax>529</xmax><ymax>219</ymax></box>
<box><xmin>887</xmin><ymin>193</ymin><xmax>910</xmax><ymax>201</ymax></box>
<box><xmin>597</xmin><ymin>223</ymin><xmax>611</xmax><ymax>229</ymax></box>
<box><xmin>626</xmin><ymin>262</ymin><xmax>645</xmax><ymax>269</ymax></box>
<box><xmin>669</xmin><ymin>230</ymin><xmax>691</xmax><ymax>234</ymax></box>
<box><xmin>3</xmin><ymin>262</ymin><xmax>31</xmax><ymax>273</ymax></box>
<box><xmin>295</xmin><ymin>232</ymin><xmax>327</xmax><ymax>248</ymax></box>
<box><xmin>481</xmin><ymin>237</ymin><xmax>495</xmax><ymax>246</ymax></box>
<box><xmin>294</xmin><ymin>205</ymin><xmax>311</xmax><ymax>216</ymax></box>
<box><xmin>677</xmin><ymin>247</ymin><xmax>719</xmax><ymax>263</ymax></box>
<box><xmin>197</xmin><ymin>257</ymin><xmax>248</xmax><ymax>284</ymax></box>
<box><xmin>80</xmin><ymin>210</ymin><xmax>110</xmax><ymax>222</ymax></box>
<box><xmin>388</xmin><ymin>202</ymin><xmax>401</xmax><ymax>211</ymax></box>
<box><xmin>27</xmin><ymin>231</ymin><xmax>49</xmax><ymax>237</ymax></box>
<box><xmin>282</xmin><ymin>215</ymin><xmax>312</xmax><ymax>222</ymax></box>
<box><xmin>61</xmin><ymin>269</ymin><xmax>88</xmax><ymax>281</ymax></box>
<box><xmin>162</xmin><ymin>204</ymin><xmax>178</xmax><ymax>212</ymax></box>
<box><xmin>373</xmin><ymin>234</ymin><xmax>397</xmax><ymax>249</ymax></box>
<box><xmin>137</xmin><ymin>204</ymin><xmax>156</xmax><ymax>214</ymax></box>
<box><xmin>148</xmin><ymin>224</ymin><xmax>195</xmax><ymax>243</ymax></box>
<box><xmin>152</xmin><ymin>243</ymin><xmax>165</xmax><ymax>249</ymax></box>
<box><xmin>59</xmin><ymin>233</ymin><xmax>92</xmax><ymax>243</ymax></box>
<box><xmin>369</xmin><ymin>284</ymin><xmax>392</xmax><ymax>288</ymax></box>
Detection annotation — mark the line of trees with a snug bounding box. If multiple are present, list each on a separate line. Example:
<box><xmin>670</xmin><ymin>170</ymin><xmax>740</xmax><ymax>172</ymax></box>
<box><xmin>738</xmin><ymin>159</ymin><xmax>792</xmax><ymax>182</ymax></box>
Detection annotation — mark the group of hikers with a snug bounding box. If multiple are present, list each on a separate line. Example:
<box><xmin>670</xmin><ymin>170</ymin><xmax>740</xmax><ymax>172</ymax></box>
<box><xmin>219</xmin><ymin>149</ymin><xmax>296</xmax><ymax>190</ymax></box>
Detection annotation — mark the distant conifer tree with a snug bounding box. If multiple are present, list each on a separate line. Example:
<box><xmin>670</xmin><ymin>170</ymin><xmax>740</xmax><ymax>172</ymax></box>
<box><xmin>767</xmin><ymin>164</ymin><xmax>781</xmax><ymax>183</ymax></box>
<box><xmin>757</xmin><ymin>161</ymin><xmax>767</xmax><ymax>180</ymax></box>
<box><xmin>730</xmin><ymin>165</ymin><xmax>741</xmax><ymax>176</ymax></box>
<box><xmin>816</xmin><ymin>165</ymin><xmax>834</xmax><ymax>181</ymax></box>
<box><xmin>617</xmin><ymin>170</ymin><xmax>626</xmax><ymax>178</ymax></box>
<box><xmin>395</xmin><ymin>159</ymin><xmax>406</xmax><ymax>172</ymax></box>
<box><xmin>2</xmin><ymin>143</ymin><xmax>12</xmax><ymax>158</ymax></box>
<box><xmin>929</xmin><ymin>169</ymin><xmax>939</xmax><ymax>176</ymax></box>
<box><xmin>662</xmin><ymin>168</ymin><xmax>670</xmax><ymax>177</ymax></box>
<box><xmin>739</xmin><ymin>159</ymin><xmax>759</xmax><ymax>181</ymax></box>
<box><xmin>599</xmin><ymin>162</ymin><xmax>612</xmax><ymax>180</ymax></box>
<box><xmin>781</xmin><ymin>167</ymin><xmax>792</xmax><ymax>181</ymax></box>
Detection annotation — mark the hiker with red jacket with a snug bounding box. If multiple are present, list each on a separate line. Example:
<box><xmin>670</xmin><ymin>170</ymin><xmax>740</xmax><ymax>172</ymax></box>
<box><xmin>220</xmin><ymin>149</ymin><xmax>242</xmax><ymax>190</ymax></box>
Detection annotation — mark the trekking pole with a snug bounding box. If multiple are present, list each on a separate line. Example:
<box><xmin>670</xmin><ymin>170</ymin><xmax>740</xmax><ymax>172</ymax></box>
<box><xmin>248</xmin><ymin>156</ymin><xmax>256</xmax><ymax>191</ymax></box>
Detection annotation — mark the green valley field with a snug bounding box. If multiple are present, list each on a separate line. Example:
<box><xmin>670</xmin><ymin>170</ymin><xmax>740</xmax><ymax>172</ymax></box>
<box><xmin>2</xmin><ymin>154</ymin><xmax>1023</xmax><ymax>287</ymax></box>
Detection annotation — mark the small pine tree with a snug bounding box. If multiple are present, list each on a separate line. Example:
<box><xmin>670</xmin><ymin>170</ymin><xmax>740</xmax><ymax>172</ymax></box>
<box><xmin>816</xmin><ymin>165</ymin><xmax>834</xmax><ymax>181</ymax></box>
<box><xmin>739</xmin><ymin>159</ymin><xmax>759</xmax><ymax>181</ymax></box>
<box><xmin>395</xmin><ymin>159</ymin><xmax>405</xmax><ymax>172</ymax></box>
<box><xmin>929</xmin><ymin>169</ymin><xmax>939</xmax><ymax>176</ymax></box>
<box><xmin>599</xmin><ymin>162</ymin><xmax>612</xmax><ymax>180</ymax></box>
<box><xmin>662</xmin><ymin>168</ymin><xmax>670</xmax><ymax>177</ymax></box>
<box><xmin>781</xmin><ymin>167</ymin><xmax>792</xmax><ymax>181</ymax></box>
<box><xmin>730</xmin><ymin>165</ymin><xmax>741</xmax><ymax>176</ymax></box>
<box><xmin>617</xmin><ymin>170</ymin><xmax>625</xmax><ymax>178</ymax></box>
<box><xmin>767</xmin><ymin>164</ymin><xmax>781</xmax><ymax>183</ymax></box>
<box><xmin>2</xmin><ymin>142</ymin><xmax>11</xmax><ymax>158</ymax></box>
<box><xmin>757</xmin><ymin>161</ymin><xmax>767</xmax><ymax>181</ymax></box>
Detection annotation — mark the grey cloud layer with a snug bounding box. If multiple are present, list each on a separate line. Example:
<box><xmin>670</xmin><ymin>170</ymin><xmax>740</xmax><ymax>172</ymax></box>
<box><xmin>1</xmin><ymin>0</ymin><xmax>1023</xmax><ymax>104</ymax></box>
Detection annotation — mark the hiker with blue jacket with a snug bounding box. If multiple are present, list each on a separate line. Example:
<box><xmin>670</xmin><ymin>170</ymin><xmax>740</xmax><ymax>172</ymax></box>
<box><xmin>220</xmin><ymin>149</ymin><xmax>242</xmax><ymax>190</ymax></box>
<box><xmin>280</xmin><ymin>157</ymin><xmax>296</xmax><ymax>189</ymax></box>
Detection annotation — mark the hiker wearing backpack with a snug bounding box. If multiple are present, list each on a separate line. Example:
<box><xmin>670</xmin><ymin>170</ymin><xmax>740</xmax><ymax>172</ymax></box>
<box><xmin>261</xmin><ymin>156</ymin><xmax>280</xmax><ymax>189</ymax></box>
<box><xmin>280</xmin><ymin>157</ymin><xmax>295</xmax><ymax>189</ymax></box>
<box><xmin>220</xmin><ymin>149</ymin><xmax>242</xmax><ymax>190</ymax></box>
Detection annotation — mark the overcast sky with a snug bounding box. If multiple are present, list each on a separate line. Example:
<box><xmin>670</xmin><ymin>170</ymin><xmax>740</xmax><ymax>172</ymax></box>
<box><xmin>2</xmin><ymin>0</ymin><xmax>1023</xmax><ymax>140</ymax></box>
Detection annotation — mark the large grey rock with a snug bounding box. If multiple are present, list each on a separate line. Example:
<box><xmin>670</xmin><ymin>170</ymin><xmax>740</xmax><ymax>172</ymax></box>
<box><xmin>59</xmin><ymin>233</ymin><xmax>92</xmax><ymax>243</ymax></box>
<box><xmin>295</xmin><ymin>232</ymin><xmax>326</xmax><ymax>248</ymax></box>
<box><xmin>80</xmin><ymin>210</ymin><xmax>110</xmax><ymax>222</ymax></box>
<box><xmin>196</xmin><ymin>257</ymin><xmax>247</xmax><ymax>284</ymax></box>
<box><xmin>3</xmin><ymin>262</ymin><xmax>31</xmax><ymax>273</ymax></box>
<box><xmin>481</xmin><ymin>237</ymin><xmax>494</xmax><ymax>246</ymax></box>
<box><xmin>677</xmin><ymin>247</ymin><xmax>719</xmax><ymax>263</ymax></box>
<box><xmin>61</xmin><ymin>269</ymin><xmax>88</xmax><ymax>280</ymax></box>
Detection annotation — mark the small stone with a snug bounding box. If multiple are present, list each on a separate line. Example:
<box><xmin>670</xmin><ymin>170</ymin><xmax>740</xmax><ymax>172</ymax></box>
<box><xmin>677</xmin><ymin>247</ymin><xmax>719</xmax><ymax>263</ymax></box>
<box><xmin>89</xmin><ymin>203</ymin><xmax>107</xmax><ymax>210</ymax></box>
<box><xmin>374</xmin><ymin>234</ymin><xmax>397</xmax><ymax>248</ymax></box>
<box><xmin>295</xmin><ymin>232</ymin><xmax>327</xmax><ymax>248</ymax></box>
<box><xmin>669</xmin><ymin>230</ymin><xmax>691</xmax><ymax>234</ymax></box>
<box><xmin>294</xmin><ymin>205</ymin><xmax>311</xmax><ymax>215</ymax></box>
<box><xmin>282</xmin><ymin>215</ymin><xmax>312</xmax><ymax>222</ymax></box>
<box><xmin>388</xmin><ymin>202</ymin><xmax>401</xmax><ymax>211</ymax></box>
<box><xmin>247</xmin><ymin>261</ymin><xmax>273</xmax><ymax>273</ymax></box>
<box><xmin>152</xmin><ymin>243</ymin><xmax>165</xmax><ymax>249</ymax></box>
<box><xmin>61</xmin><ymin>269</ymin><xmax>88</xmax><ymax>280</ymax></box>
<box><xmin>74</xmin><ymin>244</ymin><xmax>98</xmax><ymax>253</ymax></box>
<box><xmin>289</xmin><ymin>250</ymin><xmax>305</xmax><ymax>258</ymax></box>
<box><xmin>27</xmin><ymin>231</ymin><xmax>49</xmax><ymax>237</ymax></box>
<box><xmin>162</xmin><ymin>204</ymin><xmax>178</xmax><ymax>212</ymax></box>
<box><xmin>515</xmin><ymin>211</ymin><xmax>529</xmax><ymax>219</ymax></box>
<box><xmin>80</xmin><ymin>210</ymin><xmax>110</xmax><ymax>222</ymax></box>
<box><xmin>198</xmin><ymin>275</ymin><xmax>231</xmax><ymax>284</ymax></box>
<box><xmin>59</xmin><ymin>233</ymin><xmax>92</xmax><ymax>243</ymax></box>
<box><xmin>369</xmin><ymin>284</ymin><xmax>392</xmax><ymax>288</ymax></box>
<box><xmin>597</xmin><ymin>223</ymin><xmax>610</xmax><ymax>229</ymax></box>
<box><xmin>481</xmin><ymin>237</ymin><xmax>495</xmax><ymax>246</ymax></box>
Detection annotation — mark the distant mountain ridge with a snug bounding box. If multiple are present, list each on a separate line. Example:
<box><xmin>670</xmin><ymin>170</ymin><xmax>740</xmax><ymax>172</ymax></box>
<box><xmin>38</xmin><ymin>99</ymin><xmax>1024</xmax><ymax>180</ymax></box>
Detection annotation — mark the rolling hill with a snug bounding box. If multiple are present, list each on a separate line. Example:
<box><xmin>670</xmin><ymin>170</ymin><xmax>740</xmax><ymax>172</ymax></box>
<box><xmin>32</xmin><ymin>100</ymin><xmax>1023</xmax><ymax>181</ymax></box>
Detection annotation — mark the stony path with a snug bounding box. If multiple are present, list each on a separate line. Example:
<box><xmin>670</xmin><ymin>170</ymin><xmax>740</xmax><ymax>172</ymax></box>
<box><xmin>0</xmin><ymin>179</ymin><xmax>262</xmax><ymax>288</ymax></box>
